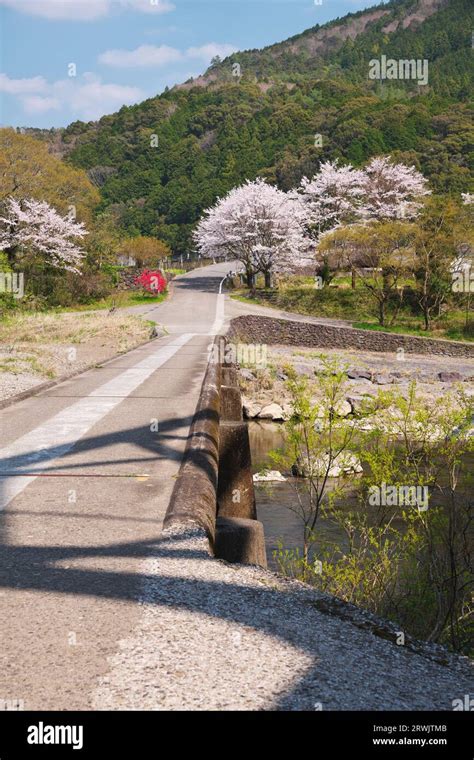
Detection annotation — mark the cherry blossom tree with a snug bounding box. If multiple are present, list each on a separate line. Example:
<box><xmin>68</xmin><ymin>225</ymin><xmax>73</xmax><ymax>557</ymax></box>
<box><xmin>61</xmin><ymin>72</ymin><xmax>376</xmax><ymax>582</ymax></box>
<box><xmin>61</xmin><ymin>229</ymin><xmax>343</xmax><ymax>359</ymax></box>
<box><xmin>0</xmin><ymin>197</ymin><xmax>87</xmax><ymax>273</ymax></box>
<box><xmin>297</xmin><ymin>156</ymin><xmax>430</xmax><ymax>233</ymax></box>
<box><xmin>194</xmin><ymin>178</ymin><xmax>311</xmax><ymax>286</ymax></box>
<box><xmin>296</xmin><ymin>156</ymin><xmax>430</xmax><ymax>287</ymax></box>
<box><xmin>362</xmin><ymin>156</ymin><xmax>430</xmax><ymax>220</ymax></box>
<box><xmin>296</xmin><ymin>160</ymin><xmax>366</xmax><ymax>236</ymax></box>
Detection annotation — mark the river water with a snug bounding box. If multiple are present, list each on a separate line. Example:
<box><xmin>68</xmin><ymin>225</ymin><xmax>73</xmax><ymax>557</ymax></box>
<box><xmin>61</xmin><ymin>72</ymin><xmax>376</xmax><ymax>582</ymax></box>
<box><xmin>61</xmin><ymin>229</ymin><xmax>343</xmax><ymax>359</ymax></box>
<box><xmin>249</xmin><ymin>421</ymin><xmax>357</xmax><ymax>569</ymax></box>
<box><xmin>248</xmin><ymin>420</ymin><xmax>473</xmax><ymax>570</ymax></box>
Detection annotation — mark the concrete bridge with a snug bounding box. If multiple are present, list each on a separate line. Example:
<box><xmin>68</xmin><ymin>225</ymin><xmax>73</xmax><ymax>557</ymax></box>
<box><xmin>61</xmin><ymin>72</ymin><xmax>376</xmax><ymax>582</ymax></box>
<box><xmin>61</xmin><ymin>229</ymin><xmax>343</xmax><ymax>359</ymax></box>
<box><xmin>0</xmin><ymin>262</ymin><xmax>471</xmax><ymax>710</ymax></box>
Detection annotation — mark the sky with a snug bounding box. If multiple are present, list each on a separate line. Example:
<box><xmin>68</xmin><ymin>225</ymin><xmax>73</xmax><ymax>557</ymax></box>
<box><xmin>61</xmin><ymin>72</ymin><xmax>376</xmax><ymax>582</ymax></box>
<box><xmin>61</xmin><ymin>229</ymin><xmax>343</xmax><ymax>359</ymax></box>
<box><xmin>0</xmin><ymin>0</ymin><xmax>379</xmax><ymax>128</ymax></box>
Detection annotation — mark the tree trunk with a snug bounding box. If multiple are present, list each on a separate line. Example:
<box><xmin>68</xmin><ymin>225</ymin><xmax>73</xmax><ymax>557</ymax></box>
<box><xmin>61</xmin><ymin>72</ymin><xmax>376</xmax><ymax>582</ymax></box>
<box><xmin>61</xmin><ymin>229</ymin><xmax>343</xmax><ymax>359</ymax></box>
<box><xmin>264</xmin><ymin>270</ymin><xmax>273</xmax><ymax>288</ymax></box>
<box><xmin>423</xmin><ymin>309</ymin><xmax>430</xmax><ymax>331</ymax></box>
<box><xmin>5</xmin><ymin>245</ymin><xmax>18</xmax><ymax>269</ymax></box>
<box><xmin>246</xmin><ymin>270</ymin><xmax>255</xmax><ymax>289</ymax></box>
<box><xmin>379</xmin><ymin>300</ymin><xmax>385</xmax><ymax>326</ymax></box>
<box><xmin>351</xmin><ymin>268</ymin><xmax>356</xmax><ymax>290</ymax></box>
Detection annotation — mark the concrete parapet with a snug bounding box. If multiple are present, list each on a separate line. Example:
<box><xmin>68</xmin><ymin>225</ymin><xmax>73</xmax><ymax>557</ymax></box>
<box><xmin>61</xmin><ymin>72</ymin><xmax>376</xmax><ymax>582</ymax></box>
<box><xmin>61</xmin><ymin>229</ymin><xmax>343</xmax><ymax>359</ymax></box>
<box><xmin>215</xmin><ymin>517</ymin><xmax>267</xmax><ymax>568</ymax></box>
<box><xmin>163</xmin><ymin>337</ymin><xmax>265</xmax><ymax>566</ymax></box>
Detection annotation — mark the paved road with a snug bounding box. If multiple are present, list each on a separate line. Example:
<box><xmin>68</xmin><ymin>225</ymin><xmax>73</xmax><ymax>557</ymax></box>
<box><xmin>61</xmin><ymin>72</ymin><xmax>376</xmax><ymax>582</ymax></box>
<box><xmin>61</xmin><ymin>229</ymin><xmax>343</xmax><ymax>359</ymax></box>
<box><xmin>1</xmin><ymin>265</ymin><xmax>472</xmax><ymax>712</ymax></box>
<box><xmin>0</xmin><ymin>262</ymin><xmax>230</xmax><ymax>710</ymax></box>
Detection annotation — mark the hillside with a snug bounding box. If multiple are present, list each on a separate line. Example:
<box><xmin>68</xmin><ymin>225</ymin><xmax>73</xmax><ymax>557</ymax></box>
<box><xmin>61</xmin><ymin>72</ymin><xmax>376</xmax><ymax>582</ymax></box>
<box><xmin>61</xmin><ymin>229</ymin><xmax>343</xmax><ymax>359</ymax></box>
<box><xmin>28</xmin><ymin>0</ymin><xmax>474</xmax><ymax>255</ymax></box>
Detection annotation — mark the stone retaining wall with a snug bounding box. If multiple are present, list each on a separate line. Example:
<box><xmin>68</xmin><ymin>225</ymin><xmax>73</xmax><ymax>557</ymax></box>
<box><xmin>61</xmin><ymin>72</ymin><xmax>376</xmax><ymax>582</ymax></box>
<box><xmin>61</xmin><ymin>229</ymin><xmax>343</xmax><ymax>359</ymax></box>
<box><xmin>228</xmin><ymin>315</ymin><xmax>474</xmax><ymax>358</ymax></box>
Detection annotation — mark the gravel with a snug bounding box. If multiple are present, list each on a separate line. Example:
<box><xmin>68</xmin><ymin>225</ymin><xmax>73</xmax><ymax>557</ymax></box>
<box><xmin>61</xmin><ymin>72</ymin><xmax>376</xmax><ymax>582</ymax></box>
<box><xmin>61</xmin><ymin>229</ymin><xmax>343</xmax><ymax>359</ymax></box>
<box><xmin>92</xmin><ymin>525</ymin><xmax>473</xmax><ymax>711</ymax></box>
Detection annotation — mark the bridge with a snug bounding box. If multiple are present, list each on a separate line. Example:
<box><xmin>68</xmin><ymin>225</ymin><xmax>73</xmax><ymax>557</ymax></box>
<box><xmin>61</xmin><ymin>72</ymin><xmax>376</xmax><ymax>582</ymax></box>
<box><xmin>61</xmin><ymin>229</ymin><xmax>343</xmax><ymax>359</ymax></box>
<box><xmin>0</xmin><ymin>262</ymin><xmax>471</xmax><ymax>710</ymax></box>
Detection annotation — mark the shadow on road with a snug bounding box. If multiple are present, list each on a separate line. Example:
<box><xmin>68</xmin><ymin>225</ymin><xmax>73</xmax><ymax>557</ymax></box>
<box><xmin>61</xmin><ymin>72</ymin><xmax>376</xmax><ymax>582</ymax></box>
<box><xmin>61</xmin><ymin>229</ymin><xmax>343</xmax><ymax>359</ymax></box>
<box><xmin>0</xmin><ymin>403</ymin><xmax>465</xmax><ymax>710</ymax></box>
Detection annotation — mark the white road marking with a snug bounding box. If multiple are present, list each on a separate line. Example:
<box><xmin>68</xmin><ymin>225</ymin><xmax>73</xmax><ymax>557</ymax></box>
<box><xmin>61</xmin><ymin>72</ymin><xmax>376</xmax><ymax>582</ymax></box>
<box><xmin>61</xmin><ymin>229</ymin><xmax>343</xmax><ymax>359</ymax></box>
<box><xmin>208</xmin><ymin>275</ymin><xmax>227</xmax><ymax>335</ymax></box>
<box><xmin>0</xmin><ymin>333</ymin><xmax>194</xmax><ymax>510</ymax></box>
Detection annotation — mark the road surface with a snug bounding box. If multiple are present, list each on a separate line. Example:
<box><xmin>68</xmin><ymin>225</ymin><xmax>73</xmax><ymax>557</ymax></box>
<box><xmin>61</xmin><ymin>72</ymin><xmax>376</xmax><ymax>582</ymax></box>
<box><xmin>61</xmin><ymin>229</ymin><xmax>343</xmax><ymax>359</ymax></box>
<box><xmin>1</xmin><ymin>263</ymin><xmax>472</xmax><ymax>712</ymax></box>
<box><xmin>0</xmin><ymin>262</ymin><xmax>230</xmax><ymax>710</ymax></box>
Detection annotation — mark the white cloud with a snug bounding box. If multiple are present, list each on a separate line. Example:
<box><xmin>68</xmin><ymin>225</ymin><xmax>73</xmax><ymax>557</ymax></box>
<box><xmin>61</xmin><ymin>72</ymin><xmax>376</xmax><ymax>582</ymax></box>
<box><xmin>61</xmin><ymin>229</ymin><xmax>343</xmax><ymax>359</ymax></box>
<box><xmin>51</xmin><ymin>73</ymin><xmax>144</xmax><ymax>119</ymax></box>
<box><xmin>0</xmin><ymin>0</ymin><xmax>174</xmax><ymax>21</ymax></box>
<box><xmin>186</xmin><ymin>43</ymin><xmax>238</xmax><ymax>62</ymax></box>
<box><xmin>99</xmin><ymin>44</ymin><xmax>183</xmax><ymax>68</ymax></box>
<box><xmin>0</xmin><ymin>73</ymin><xmax>48</xmax><ymax>94</ymax></box>
<box><xmin>1</xmin><ymin>71</ymin><xmax>144</xmax><ymax>120</ymax></box>
<box><xmin>22</xmin><ymin>95</ymin><xmax>61</xmax><ymax>114</ymax></box>
<box><xmin>121</xmin><ymin>0</ymin><xmax>175</xmax><ymax>14</ymax></box>
<box><xmin>100</xmin><ymin>42</ymin><xmax>238</xmax><ymax>68</ymax></box>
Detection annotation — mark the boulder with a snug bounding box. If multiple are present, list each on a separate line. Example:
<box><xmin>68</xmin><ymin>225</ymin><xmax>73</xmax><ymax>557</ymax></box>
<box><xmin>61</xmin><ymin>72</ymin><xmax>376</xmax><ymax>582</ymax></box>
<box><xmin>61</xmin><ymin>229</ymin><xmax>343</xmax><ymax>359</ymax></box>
<box><xmin>253</xmin><ymin>470</ymin><xmax>287</xmax><ymax>482</ymax></box>
<box><xmin>333</xmin><ymin>400</ymin><xmax>352</xmax><ymax>417</ymax></box>
<box><xmin>292</xmin><ymin>451</ymin><xmax>363</xmax><ymax>478</ymax></box>
<box><xmin>438</xmin><ymin>371</ymin><xmax>462</xmax><ymax>383</ymax></box>
<box><xmin>347</xmin><ymin>369</ymin><xmax>372</xmax><ymax>381</ymax></box>
<box><xmin>242</xmin><ymin>400</ymin><xmax>262</xmax><ymax>419</ymax></box>
<box><xmin>373</xmin><ymin>373</ymin><xmax>394</xmax><ymax>385</ymax></box>
<box><xmin>258</xmin><ymin>403</ymin><xmax>285</xmax><ymax>421</ymax></box>
<box><xmin>239</xmin><ymin>368</ymin><xmax>256</xmax><ymax>382</ymax></box>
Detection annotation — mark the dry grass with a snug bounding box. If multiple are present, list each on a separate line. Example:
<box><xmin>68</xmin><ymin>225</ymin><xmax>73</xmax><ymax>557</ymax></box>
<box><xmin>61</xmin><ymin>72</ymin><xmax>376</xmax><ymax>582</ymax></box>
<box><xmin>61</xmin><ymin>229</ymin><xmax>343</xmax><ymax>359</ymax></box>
<box><xmin>0</xmin><ymin>311</ymin><xmax>151</xmax><ymax>348</ymax></box>
<box><xmin>0</xmin><ymin>311</ymin><xmax>153</xmax><ymax>398</ymax></box>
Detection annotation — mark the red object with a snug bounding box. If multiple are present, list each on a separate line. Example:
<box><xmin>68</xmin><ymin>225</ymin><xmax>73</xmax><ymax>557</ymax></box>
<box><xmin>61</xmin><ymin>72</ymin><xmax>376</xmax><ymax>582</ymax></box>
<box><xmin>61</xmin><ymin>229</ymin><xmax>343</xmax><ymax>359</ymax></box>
<box><xmin>134</xmin><ymin>269</ymin><xmax>167</xmax><ymax>295</ymax></box>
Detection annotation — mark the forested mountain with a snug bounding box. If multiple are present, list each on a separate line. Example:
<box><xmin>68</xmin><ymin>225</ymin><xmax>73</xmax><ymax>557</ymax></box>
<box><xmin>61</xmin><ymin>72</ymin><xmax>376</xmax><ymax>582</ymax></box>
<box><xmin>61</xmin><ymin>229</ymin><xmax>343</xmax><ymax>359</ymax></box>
<box><xmin>29</xmin><ymin>0</ymin><xmax>474</xmax><ymax>255</ymax></box>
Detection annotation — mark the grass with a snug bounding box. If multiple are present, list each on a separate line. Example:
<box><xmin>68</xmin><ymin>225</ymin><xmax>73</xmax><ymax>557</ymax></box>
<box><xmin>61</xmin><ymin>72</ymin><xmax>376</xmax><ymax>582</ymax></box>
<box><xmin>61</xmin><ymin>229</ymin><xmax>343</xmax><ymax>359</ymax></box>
<box><xmin>0</xmin><ymin>311</ymin><xmax>151</xmax><ymax>347</ymax></box>
<box><xmin>353</xmin><ymin>321</ymin><xmax>471</xmax><ymax>341</ymax></box>
<box><xmin>56</xmin><ymin>290</ymin><xmax>168</xmax><ymax>313</ymax></box>
<box><xmin>230</xmin><ymin>283</ymin><xmax>473</xmax><ymax>342</ymax></box>
<box><xmin>164</xmin><ymin>268</ymin><xmax>186</xmax><ymax>276</ymax></box>
<box><xmin>0</xmin><ymin>352</ymin><xmax>56</xmax><ymax>378</ymax></box>
<box><xmin>0</xmin><ymin>311</ymin><xmax>154</xmax><ymax>383</ymax></box>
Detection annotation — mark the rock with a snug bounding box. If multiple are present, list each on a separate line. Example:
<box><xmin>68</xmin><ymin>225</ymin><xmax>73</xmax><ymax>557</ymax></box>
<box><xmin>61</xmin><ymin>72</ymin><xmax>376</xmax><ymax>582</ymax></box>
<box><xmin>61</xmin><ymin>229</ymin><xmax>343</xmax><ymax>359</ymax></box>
<box><xmin>282</xmin><ymin>403</ymin><xmax>293</xmax><ymax>420</ymax></box>
<box><xmin>258</xmin><ymin>403</ymin><xmax>285</xmax><ymax>421</ymax></box>
<box><xmin>438</xmin><ymin>371</ymin><xmax>462</xmax><ymax>383</ymax></box>
<box><xmin>253</xmin><ymin>470</ymin><xmax>287</xmax><ymax>482</ymax></box>
<box><xmin>356</xmin><ymin>421</ymin><xmax>376</xmax><ymax>432</ymax></box>
<box><xmin>292</xmin><ymin>451</ymin><xmax>363</xmax><ymax>478</ymax></box>
<box><xmin>276</xmin><ymin>370</ymin><xmax>288</xmax><ymax>381</ymax></box>
<box><xmin>373</xmin><ymin>373</ymin><xmax>394</xmax><ymax>385</ymax></box>
<box><xmin>414</xmin><ymin>371</ymin><xmax>434</xmax><ymax>383</ymax></box>
<box><xmin>347</xmin><ymin>369</ymin><xmax>372</xmax><ymax>381</ymax></box>
<box><xmin>150</xmin><ymin>325</ymin><xmax>165</xmax><ymax>338</ymax></box>
<box><xmin>239</xmin><ymin>368</ymin><xmax>256</xmax><ymax>381</ymax></box>
<box><xmin>347</xmin><ymin>395</ymin><xmax>372</xmax><ymax>415</ymax></box>
<box><xmin>333</xmin><ymin>400</ymin><xmax>352</xmax><ymax>417</ymax></box>
<box><xmin>242</xmin><ymin>400</ymin><xmax>262</xmax><ymax>419</ymax></box>
<box><xmin>293</xmin><ymin>363</ymin><xmax>314</xmax><ymax>378</ymax></box>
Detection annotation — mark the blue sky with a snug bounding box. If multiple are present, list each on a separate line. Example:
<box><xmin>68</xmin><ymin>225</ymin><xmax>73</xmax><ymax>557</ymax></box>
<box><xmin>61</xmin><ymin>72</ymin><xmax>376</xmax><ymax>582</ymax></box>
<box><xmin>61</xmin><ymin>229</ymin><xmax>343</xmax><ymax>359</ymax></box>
<box><xmin>0</xmin><ymin>0</ymin><xmax>378</xmax><ymax>128</ymax></box>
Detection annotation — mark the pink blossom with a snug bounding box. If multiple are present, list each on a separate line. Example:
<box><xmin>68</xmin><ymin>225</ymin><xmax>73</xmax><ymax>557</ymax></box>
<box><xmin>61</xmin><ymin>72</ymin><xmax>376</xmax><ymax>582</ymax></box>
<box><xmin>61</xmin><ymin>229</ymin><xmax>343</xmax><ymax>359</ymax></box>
<box><xmin>194</xmin><ymin>178</ymin><xmax>311</xmax><ymax>274</ymax></box>
<box><xmin>0</xmin><ymin>197</ymin><xmax>87</xmax><ymax>273</ymax></box>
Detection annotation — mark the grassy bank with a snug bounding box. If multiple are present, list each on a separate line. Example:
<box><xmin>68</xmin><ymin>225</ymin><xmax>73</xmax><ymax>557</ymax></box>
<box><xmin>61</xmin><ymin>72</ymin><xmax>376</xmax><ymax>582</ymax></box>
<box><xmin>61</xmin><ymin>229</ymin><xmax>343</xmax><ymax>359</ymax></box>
<box><xmin>0</xmin><ymin>310</ymin><xmax>155</xmax><ymax>400</ymax></box>
<box><xmin>231</xmin><ymin>276</ymin><xmax>473</xmax><ymax>342</ymax></box>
